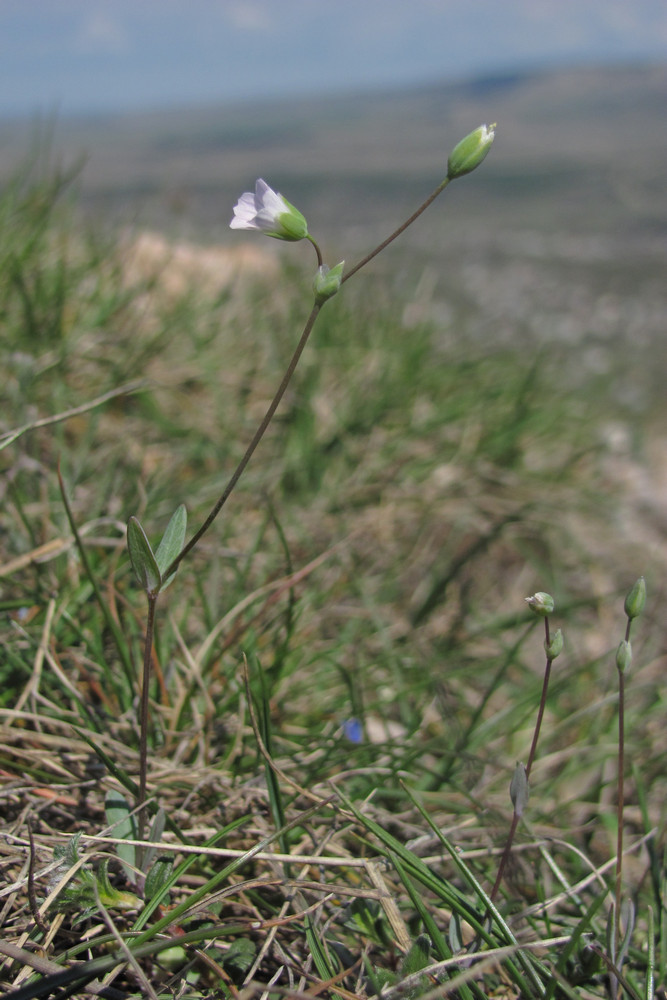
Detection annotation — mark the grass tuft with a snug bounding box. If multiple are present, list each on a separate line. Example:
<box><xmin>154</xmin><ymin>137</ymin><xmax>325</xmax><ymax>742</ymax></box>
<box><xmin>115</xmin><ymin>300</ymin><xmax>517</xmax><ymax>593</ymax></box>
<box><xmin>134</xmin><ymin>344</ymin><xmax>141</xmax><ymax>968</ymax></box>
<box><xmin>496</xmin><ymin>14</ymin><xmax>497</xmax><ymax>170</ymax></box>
<box><xmin>1</xmin><ymin>149</ymin><xmax>664</xmax><ymax>999</ymax></box>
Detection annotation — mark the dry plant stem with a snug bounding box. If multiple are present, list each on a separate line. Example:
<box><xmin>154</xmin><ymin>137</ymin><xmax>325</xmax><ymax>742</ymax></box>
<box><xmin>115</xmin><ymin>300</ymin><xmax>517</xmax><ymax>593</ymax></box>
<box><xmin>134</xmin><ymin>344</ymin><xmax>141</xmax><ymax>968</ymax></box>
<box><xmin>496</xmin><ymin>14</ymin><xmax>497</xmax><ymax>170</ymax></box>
<box><xmin>136</xmin><ymin>592</ymin><xmax>158</xmax><ymax>866</ymax></box>
<box><xmin>27</xmin><ymin>823</ymin><xmax>49</xmax><ymax>936</ymax></box>
<box><xmin>490</xmin><ymin>616</ymin><xmax>554</xmax><ymax>904</ymax></box>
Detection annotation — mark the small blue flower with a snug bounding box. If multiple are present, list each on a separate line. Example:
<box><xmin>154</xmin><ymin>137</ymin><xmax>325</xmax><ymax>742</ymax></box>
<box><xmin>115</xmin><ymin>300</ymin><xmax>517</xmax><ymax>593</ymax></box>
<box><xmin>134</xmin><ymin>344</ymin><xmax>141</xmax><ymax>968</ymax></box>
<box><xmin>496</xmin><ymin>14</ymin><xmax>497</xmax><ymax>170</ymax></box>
<box><xmin>342</xmin><ymin>718</ymin><xmax>363</xmax><ymax>743</ymax></box>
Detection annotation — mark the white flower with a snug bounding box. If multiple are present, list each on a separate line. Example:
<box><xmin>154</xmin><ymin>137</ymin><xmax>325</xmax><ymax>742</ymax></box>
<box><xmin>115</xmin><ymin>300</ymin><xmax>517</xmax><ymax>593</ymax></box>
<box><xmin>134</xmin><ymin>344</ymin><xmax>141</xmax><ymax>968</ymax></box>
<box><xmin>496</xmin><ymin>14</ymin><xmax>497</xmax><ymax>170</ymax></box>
<box><xmin>230</xmin><ymin>178</ymin><xmax>308</xmax><ymax>241</ymax></box>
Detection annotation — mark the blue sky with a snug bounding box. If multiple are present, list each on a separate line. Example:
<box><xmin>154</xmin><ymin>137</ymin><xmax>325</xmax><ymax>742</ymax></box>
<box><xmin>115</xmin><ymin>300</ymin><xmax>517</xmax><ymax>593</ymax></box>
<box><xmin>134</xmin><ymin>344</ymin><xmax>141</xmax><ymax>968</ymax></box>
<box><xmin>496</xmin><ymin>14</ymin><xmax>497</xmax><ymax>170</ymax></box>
<box><xmin>1</xmin><ymin>0</ymin><xmax>665</xmax><ymax>117</ymax></box>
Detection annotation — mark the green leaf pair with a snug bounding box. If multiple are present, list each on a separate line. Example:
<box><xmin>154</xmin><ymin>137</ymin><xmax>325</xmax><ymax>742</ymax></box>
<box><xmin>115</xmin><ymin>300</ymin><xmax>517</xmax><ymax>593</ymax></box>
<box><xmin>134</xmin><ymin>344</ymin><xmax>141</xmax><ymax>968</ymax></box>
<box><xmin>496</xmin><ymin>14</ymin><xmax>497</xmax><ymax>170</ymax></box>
<box><xmin>127</xmin><ymin>503</ymin><xmax>187</xmax><ymax>596</ymax></box>
<box><xmin>105</xmin><ymin>790</ymin><xmax>173</xmax><ymax>900</ymax></box>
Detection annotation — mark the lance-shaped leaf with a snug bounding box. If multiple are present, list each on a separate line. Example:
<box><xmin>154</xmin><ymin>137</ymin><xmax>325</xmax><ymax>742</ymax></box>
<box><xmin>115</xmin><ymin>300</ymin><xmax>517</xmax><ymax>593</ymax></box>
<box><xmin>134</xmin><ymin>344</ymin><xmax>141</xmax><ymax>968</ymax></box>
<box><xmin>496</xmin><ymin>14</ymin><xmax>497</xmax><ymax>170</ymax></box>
<box><xmin>155</xmin><ymin>503</ymin><xmax>187</xmax><ymax>590</ymax></box>
<box><xmin>510</xmin><ymin>761</ymin><xmax>530</xmax><ymax>817</ymax></box>
<box><xmin>105</xmin><ymin>789</ymin><xmax>137</xmax><ymax>882</ymax></box>
<box><xmin>127</xmin><ymin>516</ymin><xmax>161</xmax><ymax>595</ymax></box>
<box><xmin>145</xmin><ymin>855</ymin><xmax>174</xmax><ymax>904</ymax></box>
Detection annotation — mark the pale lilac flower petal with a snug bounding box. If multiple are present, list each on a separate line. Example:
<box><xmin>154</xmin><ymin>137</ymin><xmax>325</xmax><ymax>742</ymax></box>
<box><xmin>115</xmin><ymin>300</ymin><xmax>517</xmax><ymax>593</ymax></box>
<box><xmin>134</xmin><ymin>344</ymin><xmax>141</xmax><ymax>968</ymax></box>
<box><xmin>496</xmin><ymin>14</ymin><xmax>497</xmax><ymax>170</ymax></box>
<box><xmin>230</xmin><ymin>178</ymin><xmax>308</xmax><ymax>241</ymax></box>
<box><xmin>230</xmin><ymin>188</ymin><xmax>263</xmax><ymax>231</ymax></box>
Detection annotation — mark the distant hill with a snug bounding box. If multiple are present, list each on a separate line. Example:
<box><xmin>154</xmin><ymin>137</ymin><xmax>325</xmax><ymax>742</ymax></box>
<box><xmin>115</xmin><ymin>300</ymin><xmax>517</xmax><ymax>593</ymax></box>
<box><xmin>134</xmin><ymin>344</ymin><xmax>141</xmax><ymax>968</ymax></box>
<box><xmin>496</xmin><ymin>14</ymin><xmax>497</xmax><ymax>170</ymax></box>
<box><xmin>1</xmin><ymin>62</ymin><xmax>665</xmax><ymax>374</ymax></box>
<box><xmin>1</xmin><ymin>61</ymin><xmax>665</xmax><ymax>253</ymax></box>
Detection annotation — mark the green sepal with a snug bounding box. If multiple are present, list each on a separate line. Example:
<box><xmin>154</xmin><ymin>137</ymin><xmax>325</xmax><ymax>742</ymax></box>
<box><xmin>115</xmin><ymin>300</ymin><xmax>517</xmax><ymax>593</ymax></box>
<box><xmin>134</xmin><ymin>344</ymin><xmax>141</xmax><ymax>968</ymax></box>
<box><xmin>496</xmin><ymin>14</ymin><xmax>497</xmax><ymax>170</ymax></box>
<box><xmin>525</xmin><ymin>591</ymin><xmax>555</xmax><ymax>616</ymax></box>
<box><xmin>624</xmin><ymin>576</ymin><xmax>646</xmax><ymax>620</ymax></box>
<box><xmin>313</xmin><ymin>260</ymin><xmax>344</xmax><ymax>305</ymax></box>
<box><xmin>447</xmin><ymin>124</ymin><xmax>496</xmax><ymax>180</ymax></box>
<box><xmin>127</xmin><ymin>516</ymin><xmax>161</xmax><ymax>595</ymax></box>
<box><xmin>155</xmin><ymin>503</ymin><xmax>187</xmax><ymax>590</ymax></box>
<box><xmin>616</xmin><ymin>639</ymin><xmax>632</xmax><ymax>675</ymax></box>
<box><xmin>545</xmin><ymin>627</ymin><xmax>564</xmax><ymax>660</ymax></box>
<box><xmin>275</xmin><ymin>197</ymin><xmax>308</xmax><ymax>240</ymax></box>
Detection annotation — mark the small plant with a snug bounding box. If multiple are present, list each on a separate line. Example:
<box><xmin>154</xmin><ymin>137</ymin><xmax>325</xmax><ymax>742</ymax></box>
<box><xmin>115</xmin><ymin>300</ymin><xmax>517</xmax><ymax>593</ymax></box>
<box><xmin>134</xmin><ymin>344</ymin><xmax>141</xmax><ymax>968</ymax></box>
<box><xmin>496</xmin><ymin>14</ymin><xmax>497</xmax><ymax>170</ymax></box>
<box><xmin>46</xmin><ymin>833</ymin><xmax>140</xmax><ymax>915</ymax></box>
<box><xmin>123</xmin><ymin>125</ymin><xmax>497</xmax><ymax>842</ymax></box>
<box><xmin>490</xmin><ymin>591</ymin><xmax>563</xmax><ymax>904</ymax></box>
<box><xmin>610</xmin><ymin>576</ymin><xmax>646</xmax><ymax>994</ymax></box>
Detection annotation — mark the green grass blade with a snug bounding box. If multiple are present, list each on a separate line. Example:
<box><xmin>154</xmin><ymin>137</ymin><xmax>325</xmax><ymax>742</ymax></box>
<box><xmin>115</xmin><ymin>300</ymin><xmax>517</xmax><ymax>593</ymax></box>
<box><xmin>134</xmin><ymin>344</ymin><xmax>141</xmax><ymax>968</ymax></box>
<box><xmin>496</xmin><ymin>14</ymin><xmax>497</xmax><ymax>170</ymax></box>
<box><xmin>390</xmin><ymin>852</ymin><xmax>481</xmax><ymax>1000</ymax></box>
<box><xmin>304</xmin><ymin>910</ymin><xmax>339</xmax><ymax>980</ymax></box>
<box><xmin>543</xmin><ymin>890</ymin><xmax>608</xmax><ymax>1000</ymax></box>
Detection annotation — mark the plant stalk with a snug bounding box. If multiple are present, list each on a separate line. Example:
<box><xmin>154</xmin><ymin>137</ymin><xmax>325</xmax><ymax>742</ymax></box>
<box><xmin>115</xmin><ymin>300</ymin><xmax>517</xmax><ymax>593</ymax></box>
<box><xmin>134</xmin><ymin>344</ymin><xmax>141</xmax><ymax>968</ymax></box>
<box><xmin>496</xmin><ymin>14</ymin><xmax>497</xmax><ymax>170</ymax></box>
<box><xmin>614</xmin><ymin>616</ymin><xmax>631</xmax><ymax>968</ymax></box>
<box><xmin>342</xmin><ymin>178</ymin><xmax>449</xmax><ymax>284</ymax></box>
<box><xmin>136</xmin><ymin>591</ymin><xmax>158</xmax><ymax>870</ymax></box>
<box><xmin>164</xmin><ymin>303</ymin><xmax>322</xmax><ymax>578</ymax></box>
<box><xmin>165</xmin><ymin>176</ymin><xmax>452</xmax><ymax>576</ymax></box>
<box><xmin>490</xmin><ymin>616</ymin><xmax>554</xmax><ymax>903</ymax></box>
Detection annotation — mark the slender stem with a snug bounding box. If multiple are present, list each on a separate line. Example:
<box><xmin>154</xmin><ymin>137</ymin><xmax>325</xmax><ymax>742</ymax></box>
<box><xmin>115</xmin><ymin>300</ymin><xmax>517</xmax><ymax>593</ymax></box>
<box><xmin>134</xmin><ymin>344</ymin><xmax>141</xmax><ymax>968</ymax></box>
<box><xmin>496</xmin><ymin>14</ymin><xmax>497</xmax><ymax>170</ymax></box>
<box><xmin>136</xmin><ymin>591</ymin><xmax>158</xmax><ymax>869</ymax></box>
<box><xmin>490</xmin><ymin>615</ymin><xmax>554</xmax><ymax>903</ymax></box>
<box><xmin>489</xmin><ymin>812</ymin><xmax>521</xmax><ymax>904</ymax></box>
<box><xmin>342</xmin><ymin>178</ymin><xmax>449</xmax><ymax>284</ymax></box>
<box><xmin>164</xmin><ymin>303</ymin><xmax>322</xmax><ymax>579</ymax></box>
<box><xmin>614</xmin><ymin>617</ymin><xmax>631</xmax><ymax>969</ymax></box>
<box><xmin>525</xmin><ymin>618</ymin><xmax>553</xmax><ymax>779</ymax></box>
<box><xmin>307</xmin><ymin>234</ymin><xmax>323</xmax><ymax>267</ymax></box>
<box><xmin>614</xmin><ymin>667</ymin><xmax>625</xmax><ymax>961</ymax></box>
<box><xmin>165</xmin><ymin>175</ymin><xmax>451</xmax><ymax>577</ymax></box>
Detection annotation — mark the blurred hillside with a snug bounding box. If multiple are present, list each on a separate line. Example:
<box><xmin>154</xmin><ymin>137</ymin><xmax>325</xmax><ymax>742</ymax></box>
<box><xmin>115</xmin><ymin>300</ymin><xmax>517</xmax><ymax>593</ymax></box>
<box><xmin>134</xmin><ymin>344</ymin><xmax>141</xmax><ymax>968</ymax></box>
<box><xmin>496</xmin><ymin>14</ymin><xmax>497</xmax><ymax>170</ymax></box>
<box><xmin>1</xmin><ymin>61</ymin><xmax>665</xmax><ymax>397</ymax></box>
<box><xmin>1</xmin><ymin>62</ymin><xmax>665</xmax><ymax>242</ymax></box>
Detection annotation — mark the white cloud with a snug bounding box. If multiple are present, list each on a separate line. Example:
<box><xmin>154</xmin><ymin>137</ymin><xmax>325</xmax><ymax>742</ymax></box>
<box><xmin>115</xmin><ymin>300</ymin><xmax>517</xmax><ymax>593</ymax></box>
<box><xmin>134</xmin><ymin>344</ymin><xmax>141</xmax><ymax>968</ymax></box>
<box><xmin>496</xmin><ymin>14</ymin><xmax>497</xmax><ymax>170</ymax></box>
<box><xmin>224</xmin><ymin>1</ymin><xmax>273</xmax><ymax>33</ymax></box>
<box><xmin>73</xmin><ymin>8</ymin><xmax>130</xmax><ymax>55</ymax></box>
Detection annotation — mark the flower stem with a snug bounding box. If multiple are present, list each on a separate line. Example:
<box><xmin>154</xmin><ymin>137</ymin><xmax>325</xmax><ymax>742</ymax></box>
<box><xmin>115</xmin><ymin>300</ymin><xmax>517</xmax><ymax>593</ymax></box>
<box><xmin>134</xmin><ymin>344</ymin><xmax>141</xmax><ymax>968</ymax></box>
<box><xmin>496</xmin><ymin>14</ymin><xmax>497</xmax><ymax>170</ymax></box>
<box><xmin>165</xmin><ymin>177</ymin><xmax>451</xmax><ymax>576</ymax></box>
<box><xmin>307</xmin><ymin>234</ymin><xmax>324</xmax><ymax>267</ymax></box>
<box><xmin>614</xmin><ymin>617</ymin><xmax>631</xmax><ymax>969</ymax></box>
<box><xmin>164</xmin><ymin>304</ymin><xmax>322</xmax><ymax>579</ymax></box>
<box><xmin>342</xmin><ymin>178</ymin><xmax>450</xmax><ymax>284</ymax></box>
<box><xmin>136</xmin><ymin>591</ymin><xmax>158</xmax><ymax>871</ymax></box>
<box><xmin>525</xmin><ymin>617</ymin><xmax>553</xmax><ymax>780</ymax></box>
<box><xmin>489</xmin><ymin>812</ymin><xmax>521</xmax><ymax>905</ymax></box>
<box><xmin>490</xmin><ymin>615</ymin><xmax>555</xmax><ymax>903</ymax></box>
<box><xmin>614</xmin><ymin>666</ymin><xmax>625</xmax><ymax>961</ymax></box>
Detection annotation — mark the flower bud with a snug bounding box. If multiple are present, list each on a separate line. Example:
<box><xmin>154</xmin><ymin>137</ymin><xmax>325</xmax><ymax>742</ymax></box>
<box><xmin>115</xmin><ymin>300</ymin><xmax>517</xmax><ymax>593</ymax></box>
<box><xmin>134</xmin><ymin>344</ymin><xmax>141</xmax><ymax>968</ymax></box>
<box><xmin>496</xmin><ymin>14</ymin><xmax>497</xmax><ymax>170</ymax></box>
<box><xmin>545</xmin><ymin>628</ymin><xmax>563</xmax><ymax>660</ymax></box>
<box><xmin>447</xmin><ymin>124</ymin><xmax>496</xmax><ymax>180</ymax></box>
<box><xmin>624</xmin><ymin>577</ymin><xmax>646</xmax><ymax>621</ymax></box>
<box><xmin>525</xmin><ymin>592</ymin><xmax>555</xmax><ymax>617</ymax></box>
<box><xmin>313</xmin><ymin>260</ymin><xmax>344</xmax><ymax>305</ymax></box>
<box><xmin>616</xmin><ymin>640</ymin><xmax>632</xmax><ymax>674</ymax></box>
